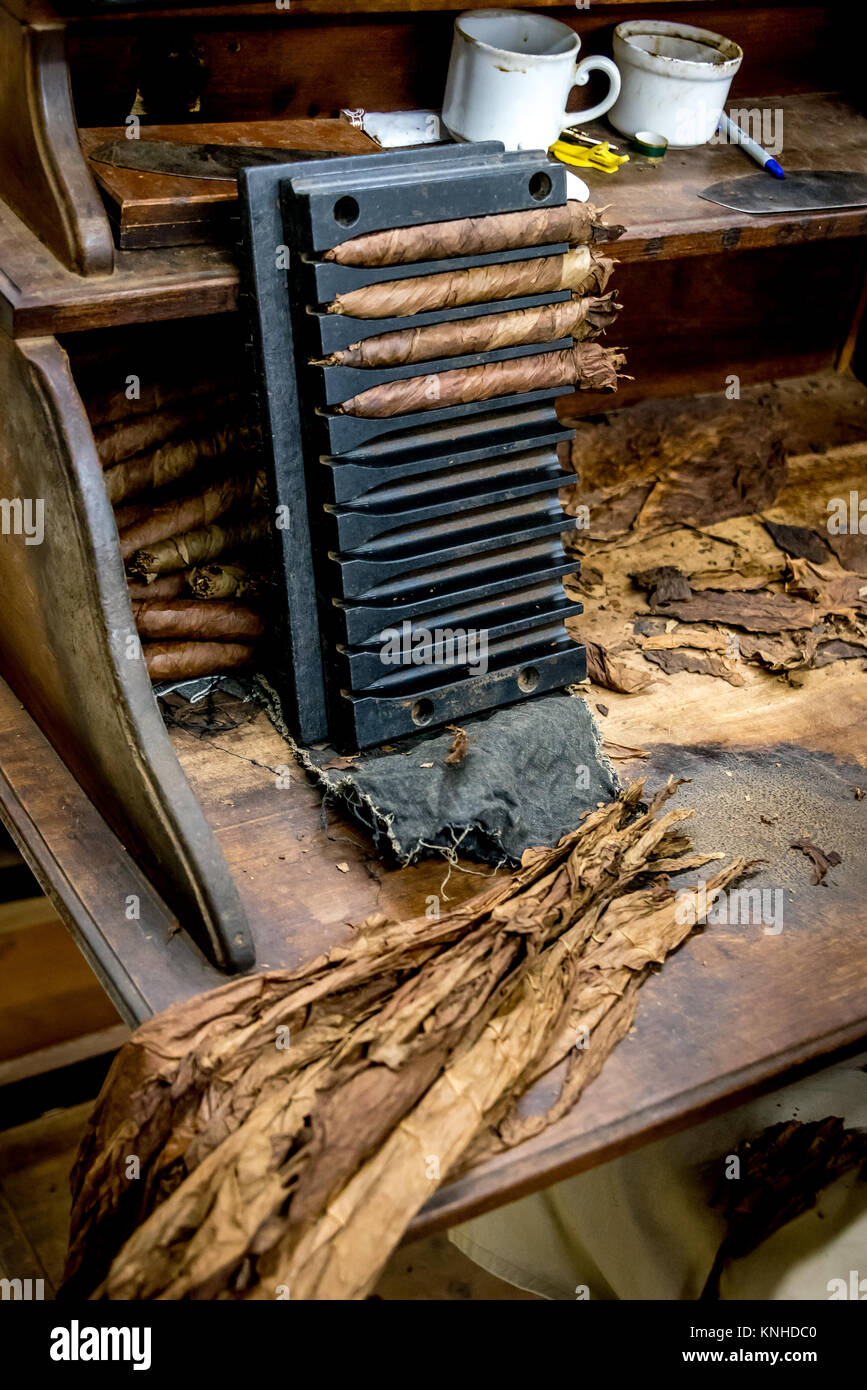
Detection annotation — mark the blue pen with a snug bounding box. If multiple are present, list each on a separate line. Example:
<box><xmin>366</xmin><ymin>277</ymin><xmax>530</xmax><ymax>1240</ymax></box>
<box><xmin>719</xmin><ymin>112</ymin><xmax>785</xmax><ymax>178</ymax></box>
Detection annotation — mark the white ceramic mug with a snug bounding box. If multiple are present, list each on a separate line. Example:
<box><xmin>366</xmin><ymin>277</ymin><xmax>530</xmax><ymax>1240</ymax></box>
<box><xmin>609</xmin><ymin>21</ymin><xmax>743</xmax><ymax>147</ymax></box>
<box><xmin>442</xmin><ymin>9</ymin><xmax>621</xmax><ymax>152</ymax></box>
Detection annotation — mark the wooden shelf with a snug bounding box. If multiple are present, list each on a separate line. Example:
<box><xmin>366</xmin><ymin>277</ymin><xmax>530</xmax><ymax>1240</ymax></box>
<box><xmin>1</xmin><ymin>91</ymin><xmax>865</xmax><ymax>337</ymax></box>
<box><xmin>587</xmin><ymin>91</ymin><xmax>867</xmax><ymax>262</ymax></box>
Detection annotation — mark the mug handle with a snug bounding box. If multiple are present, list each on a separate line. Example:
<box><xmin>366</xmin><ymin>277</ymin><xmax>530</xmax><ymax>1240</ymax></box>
<box><xmin>562</xmin><ymin>55</ymin><xmax>621</xmax><ymax>129</ymax></box>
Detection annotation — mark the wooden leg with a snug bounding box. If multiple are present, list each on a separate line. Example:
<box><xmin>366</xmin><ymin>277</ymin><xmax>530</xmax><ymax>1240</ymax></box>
<box><xmin>837</xmin><ymin>257</ymin><xmax>867</xmax><ymax>376</ymax></box>
<box><xmin>0</xmin><ymin>11</ymin><xmax>113</xmax><ymax>276</ymax></box>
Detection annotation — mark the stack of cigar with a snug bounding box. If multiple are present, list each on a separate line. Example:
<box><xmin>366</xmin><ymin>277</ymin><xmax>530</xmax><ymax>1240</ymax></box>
<box><xmin>317</xmin><ymin>201</ymin><xmax>626</xmax><ymax>416</ymax></box>
<box><xmin>89</xmin><ymin>375</ymin><xmax>273</xmax><ymax>683</ymax></box>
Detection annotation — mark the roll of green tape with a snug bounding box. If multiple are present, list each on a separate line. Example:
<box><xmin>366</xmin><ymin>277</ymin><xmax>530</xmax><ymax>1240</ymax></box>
<box><xmin>632</xmin><ymin>131</ymin><xmax>669</xmax><ymax>159</ymax></box>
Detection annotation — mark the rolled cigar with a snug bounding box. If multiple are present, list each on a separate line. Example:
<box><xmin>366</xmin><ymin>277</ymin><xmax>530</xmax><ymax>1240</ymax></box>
<box><xmin>188</xmin><ymin>563</ymin><xmax>262</xmax><ymax>601</ymax></box>
<box><xmin>113</xmin><ymin>501</ymin><xmax>153</xmax><ymax>532</ymax></box>
<box><xmin>86</xmin><ymin>375</ymin><xmax>231</xmax><ymax>428</ymax></box>
<box><xmin>573</xmin><ymin>255</ymin><xmax>615</xmax><ymax>297</ymax></box>
<box><xmin>323</xmin><ymin>202</ymin><xmax>625</xmax><ymax>267</ymax></box>
<box><xmin>128</xmin><ymin>514</ymin><xmax>271</xmax><ymax>578</ymax></box>
<box><xmin>132</xmin><ymin>599</ymin><xmax>265</xmax><ymax>642</ymax></box>
<box><xmin>144</xmin><ymin>641</ymin><xmax>255</xmax><ymax>681</ymax></box>
<box><xmin>315</xmin><ymin>293</ymin><xmax>620</xmax><ymax>369</ymax></box>
<box><xmin>118</xmin><ymin>469</ymin><xmax>266</xmax><ymax>562</ymax></box>
<box><xmin>326</xmin><ymin>246</ymin><xmax>593</xmax><ymax>319</ymax></box>
<box><xmin>103</xmin><ymin>426</ymin><xmax>242</xmax><ymax>506</ymax></box>
<box><xmin>127</xmin><ymin>572</ymin><xmax>189</xmax><ymax>601</ymax></box>
<box><xmin>95</xmin><ymin>405</ymin><xmax>236</xmax><ymax>469</ymax></box>
<box><xmin>335</xmin><ymin>343</ymin><xmax>625</xmax><ymax>418</ymax></box>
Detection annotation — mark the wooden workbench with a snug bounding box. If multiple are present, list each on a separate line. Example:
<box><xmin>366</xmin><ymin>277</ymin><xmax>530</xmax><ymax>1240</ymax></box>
<box><xmin>2</xmin><ymin>491</ymin><xmax>865</xmax><ymax>1239</ymax></box>
<box><xmin>1</xmin><ymin>0</ymin><xmax>866</xmax><ymax>1241</ymax></box>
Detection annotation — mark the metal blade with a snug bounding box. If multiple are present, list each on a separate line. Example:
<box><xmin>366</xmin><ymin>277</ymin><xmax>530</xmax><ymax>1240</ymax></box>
<box><xmin>698</xmin><ymin>170</ymin><xmax>867</xmax><ymax>215</ymax></box>
<box><xmin>89</xmin><ymin>140</ymin><xmax>343</xmax><ymax>181</ymax></box>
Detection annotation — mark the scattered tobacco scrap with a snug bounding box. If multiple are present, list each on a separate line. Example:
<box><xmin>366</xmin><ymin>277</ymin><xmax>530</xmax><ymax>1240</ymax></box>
<box><xmin>790</xmin><ymin>836</ymin><xmax>843</xmax><ymax>885</ymax></box>
<box><xmin>64</xmin><ymin>780</ymin><xmax>745</xmax><ymax>1301</ymax></box>
<box><xmin>445</xmin><ymin>725</ymin><xmax>469</xmax><ymax>766</ymax></box>
<box><xmin>560</xmin><ymin>397</ymin><xmax>867</xmax><ymax>692</ymax></box>
<box><xmin>701</xmin><ymin>1117</ymin><xmax>867</xmax><ymax>1299</ymax></box>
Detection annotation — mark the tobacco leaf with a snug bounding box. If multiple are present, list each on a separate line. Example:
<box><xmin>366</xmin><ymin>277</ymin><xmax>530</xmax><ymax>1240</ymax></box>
<box><xmin>64</xmin><ymin>781</ymin><xmax>742</xmax><ymax>1301</ymax></box>
<box><xmin>445</xmin><ymin>725</ymin><xmax>469</xmax><ymax>766</ymax></box>
<box><xmin>737</xmin><ymin>629</ymin><xmax>820</xmax><ymax>672</ymax></box>
<box><xmin>585</xmin><ymin>639</ymin><xmax>653</xmax><ymax>693</ymax></box>
<box><xmin>702</xmin><ymin>1118</ymin><xmax>867</xmax><ymax>1299</ymax></box>
<box><xmin>631</xmin><ymin>565</ymin><xmax>693</xmax><ymax>604</ymax></box>
<box><xmin>813</xmin><ymin>637</ymin><xmax>867</xmax><ymax>666</ymax></box>
<box><xmin>639</xmin><ymin>629</ymin><xmax>728</xmax><ymax>654</ymax></box>
<box><xmin>789</xmin><ymin>836</ymin><xmax>842</xmax><ymax>885</ymax></box>
<box><xmin>649</xmin><ymin>589</ymin><xmax>819</xmax><ymax>633</ymax></box>
<box><xmin>642</xmin><ymin>647</ymin><xmax>745</xmax><ymax>687</ymax></box>
<box><xmin>784</xmin><ymin>556</ymin><xmax>867</xmax><ymax>618</ymax></box>
<box><xmin>826</xmin><ymin>530</ymin><xmax>867</xmax><ymax>575</ymax></box>
<box><xmin>568</xmin><ymin>399</ymin><xmax>786</xmax><ymax>525</ymax></box>
<box><xmin>761</xmin><ymin>519</ymin><xmax>832</xmax><ymax>564</ymax></box>
<box><xmin>603</xmin><ymin>741</ymin><xmax>650</xmax><ymax>760</ymax></box>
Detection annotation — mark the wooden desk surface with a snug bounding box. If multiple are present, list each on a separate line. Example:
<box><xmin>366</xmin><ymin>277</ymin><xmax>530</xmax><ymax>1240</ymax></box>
<box><xmin>1</xmin><ymin>634</ymin><xmax>865</xmax><ymax>1238</ymax></box>
<box><xmin>2</xmin><ymin>92</ymin><xmax>866</xmax><ymax>336</ymax></box>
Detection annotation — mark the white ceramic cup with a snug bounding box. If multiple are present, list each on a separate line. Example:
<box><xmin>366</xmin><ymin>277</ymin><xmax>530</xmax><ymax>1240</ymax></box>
<box><xmin>442</xmin><ymin>9</ymin><xmax>621</xmax><ymax>152</ymax></box>
<box><xmin>609</xmin><ymin>21</ymin><xmax>743</xmax><ymax>147</ymax></box>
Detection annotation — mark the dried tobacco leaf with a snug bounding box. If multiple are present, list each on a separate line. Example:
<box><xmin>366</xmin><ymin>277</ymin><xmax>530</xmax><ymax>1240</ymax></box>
<box><xmin>789</xmin><ymin>836</ymin><xmax>842</xmax><ymax>885</ymax></box>
<box><xmin>701</xmin><ymin>1118</ymin><xmax>867</xmax><ymax>1299</ymax></box>
<box><xmin>445</xmin><ymin>725</ymin><xmax>469</xmax><ymax>766</ymax></box>
<box><xmin>64</xmin><ymin>781</ymin><xmax>742</xmax><ymax>1301</ymax></box>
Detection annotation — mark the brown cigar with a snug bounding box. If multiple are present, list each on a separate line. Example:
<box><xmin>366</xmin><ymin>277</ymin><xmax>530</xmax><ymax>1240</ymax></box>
<box><xmin>188</xmin><ymin>563</ymin><xmax>262</xmax><ymax>601</ymax></box>
<box><xmin>143</xmin><ymin>641</ymin><xmax>255</xmax><ymax>681</ymax></box>
<box><xmin>95</xmin><ymin>402</ymin><xmax>239</xmax><ymax>469</ymax></box>
<box><xmin>86</xmin><ymin>376</ymin><xmax>232</xmax><ymax>428</ymax></box>
<box><xmin>132</xmin><ymin>599</ymin><xmax>265</xmax><ymax>642</ymax></box>
<box><xmin>325</xmin><ymin>247</ymin><xmax>593</xmax><ymax>320</ymax></box>
<box><xmin>315</xmin><ymin>293</ymin><xmax>620</xmax><ymax>369</ymax></box>
<box><xmin>128</xmin><ymin>514</ymin><xmax>272</xmax><ymax>578</ymax></box>
<box><xmin>573</xmin><ymin>256</ymin><xmax>615</xmax><ymax>296</ymax></box>
<box><xmin>113</xmin><ymin>501</ymin><xmax>152</xmax><ymax>532</ymax></box>
<box><xmin>127</xmin><ymin>572</ymin><xmax>189</xmax><ymax>601</ymax></box>
<box><xmin>103</xmin><ymin>426</ymin><xmax>243</xmax><ymax>506</ymax></box>
<box><xmin>335</xmin><ymin>343</ymin><xmax>625</xmax><ymax>418</ymax></box>
<box><xmin>323</xmin><ymin>202</ymin><xmax>625</xmax><ymax>267</ymax></box>
<box><xmin>118</xmin><ymin>470</ymin><xmax>266</xmax><ymax>562</ymax></box>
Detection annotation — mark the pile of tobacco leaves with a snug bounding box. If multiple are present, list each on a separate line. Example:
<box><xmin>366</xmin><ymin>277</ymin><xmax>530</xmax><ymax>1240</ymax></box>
<box><xmin>63</xmin><ymin>779</ymin><xmax>745</xmax><ymax>1300</ymax></box>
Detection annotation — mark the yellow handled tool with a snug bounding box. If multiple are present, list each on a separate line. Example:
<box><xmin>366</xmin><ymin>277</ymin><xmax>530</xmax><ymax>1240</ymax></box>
<box><xmin>549</xmin><ymin>135</ymin><xmax>629</xmax><ymax>174</ymax></box>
